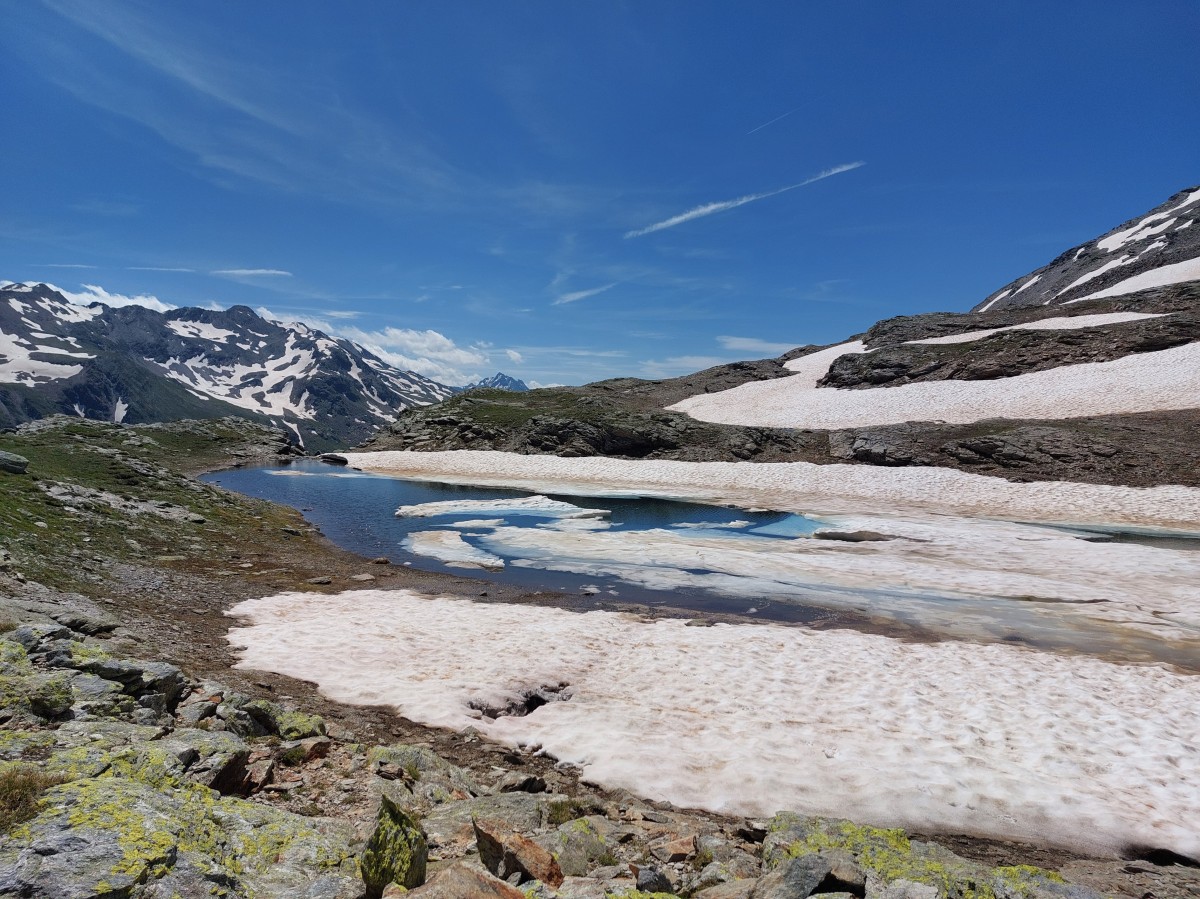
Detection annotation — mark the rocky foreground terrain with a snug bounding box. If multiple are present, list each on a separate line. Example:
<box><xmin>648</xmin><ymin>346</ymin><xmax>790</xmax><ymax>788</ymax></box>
<box><xmin>0</xmin><ymin>417</ymin><xmax>1196</xmax><ymax>898</ymax></box>
<box><xmin>361</xmin><ymin>283</ymin><xmax>1200</xmax><ymax>489</ymax></box>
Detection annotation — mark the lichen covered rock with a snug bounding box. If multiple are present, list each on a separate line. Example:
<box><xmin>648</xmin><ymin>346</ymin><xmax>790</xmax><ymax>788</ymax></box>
<box><xmin>0</xmin><ymin>776</ymin><xmax>360</xmax><ymax>898</ymax></box>
<box><xmin>360</xmin><ymin>794</ymin><xmax>428</xmax><ymax>897</ymax></box>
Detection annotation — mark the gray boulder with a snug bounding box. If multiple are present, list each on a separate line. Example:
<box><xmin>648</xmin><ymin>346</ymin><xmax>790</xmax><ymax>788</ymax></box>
<box><xmin>0</xmin><ymin>450</ymin><xmax>29</xmax><ymax>474</ymax></box>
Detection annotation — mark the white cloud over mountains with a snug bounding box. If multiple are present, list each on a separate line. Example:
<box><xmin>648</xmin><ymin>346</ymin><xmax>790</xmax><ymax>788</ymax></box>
<box><xmin>55</xmin><ymin>283</ymin><xmax>176</xmax><ymax>313</ymax></box>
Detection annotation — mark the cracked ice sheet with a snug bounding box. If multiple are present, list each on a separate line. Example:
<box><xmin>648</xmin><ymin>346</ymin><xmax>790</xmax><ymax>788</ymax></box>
<box><xmin>395</xmin><ymin>495</ymin><xmax>610</xmax><ymax>520</ymax></box>
<box><xmin>340</xmin><ymin>450</ymin><xmax>1200</xmax><ymax>531</ymax></box>
<box><xmin>484</xmin><ymin>511</ymin><xmax>1200</xmax><ymax>643</ymax></box>
<box><xmin>227</xmin><ymin>588</ymin><xmax>1200</xmax><ymax>859</ymax></box>
<box><xmin>402</xmin><ymin>531</ymin><xmax>505</xmax><ymax>569</ymax></box>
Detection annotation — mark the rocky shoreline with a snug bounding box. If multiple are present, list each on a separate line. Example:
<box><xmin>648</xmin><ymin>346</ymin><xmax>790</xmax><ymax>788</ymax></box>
<box><xmin>0</xmin><ymin>417</ymin><xmax>1196</xmax><ymax>898</ymax></box>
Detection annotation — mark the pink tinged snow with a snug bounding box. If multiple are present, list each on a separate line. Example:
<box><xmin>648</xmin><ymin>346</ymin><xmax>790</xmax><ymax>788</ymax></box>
<box><xmin>227</xmin><ymin>588</ymin><xmax>1200</xmax><ymax>859</ymax></box>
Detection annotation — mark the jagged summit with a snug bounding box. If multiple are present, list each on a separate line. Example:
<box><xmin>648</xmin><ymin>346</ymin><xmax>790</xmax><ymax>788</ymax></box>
<box><xmin>975</xmin><ymin>185</ymin><xmax>1200</xmax><ymax>312</ymax></box>
<box><xmin>0</xmin><ymin>283</ymin><xmax>454</xmax><ymax>448</ymax></box>
<box><xmin>462</xmin><ymin>372</ymin><xmax>529</xmax><ymax>392</ymax></box>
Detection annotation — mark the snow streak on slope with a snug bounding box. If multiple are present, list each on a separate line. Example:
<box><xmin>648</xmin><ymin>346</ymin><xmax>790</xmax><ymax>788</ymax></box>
<box><xmin>905</xmin><ymin>311</ymin><xmax>1167</xmax><ymax>345</ymax></box>
<box><xmin>1067</xmin><ymin>257</ymin><xmax>1200</xmax><ymax>303</ymax></box>
<box><xmin>228</xmin><ymin>589</ymin><xmax>1200</xmax><ymax>858</ymax></box>
<box><xmin>669</xmin><ymin>341</ymin><xmax>1200</xmax><ymax>430</ymax></box>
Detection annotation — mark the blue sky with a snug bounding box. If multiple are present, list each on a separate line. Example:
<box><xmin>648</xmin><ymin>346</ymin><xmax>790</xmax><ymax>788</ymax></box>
<box><xmin>2</xmin><ymin>2</ymin><xmax>1197</xmax><ymax>387</ymax></box>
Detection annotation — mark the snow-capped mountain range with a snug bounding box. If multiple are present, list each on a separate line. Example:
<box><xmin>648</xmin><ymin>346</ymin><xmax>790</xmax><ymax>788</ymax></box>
<box><xmin>0</xmin><ymin>282</ymin><xmax>464</xmax><ymax>448</ymax></box>
<box><xmin>975</xmin><ymin>185</ymin><xmax>1200</xmax><ymax>312</ymax></box>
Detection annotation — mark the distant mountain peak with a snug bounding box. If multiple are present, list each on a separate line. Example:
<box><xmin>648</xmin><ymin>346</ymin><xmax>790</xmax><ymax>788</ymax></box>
<box><xmin>463</xmin><ymin>372</ymin><xmax>529</xmax><ymax>392</ymax></box>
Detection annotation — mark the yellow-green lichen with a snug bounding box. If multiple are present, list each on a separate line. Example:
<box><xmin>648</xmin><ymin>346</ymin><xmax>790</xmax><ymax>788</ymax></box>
<box><xmin>775</xmin><ymin>818</ymin><xmax>1068</xmax><ymax>899</ymax></box>
<box><xmin>359</xmin><ymin>795</ymin><xmax>427</xmax><ymax>896</ymax></box>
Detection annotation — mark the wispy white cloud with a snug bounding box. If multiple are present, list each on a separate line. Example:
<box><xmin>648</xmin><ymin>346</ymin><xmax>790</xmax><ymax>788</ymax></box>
<box><xmin>324</xmin><ymin>310</ymin><xmax>361</xmax><ymax>319</ymax></box>
<box><xmin>27</xmin><ymin>3</ymin><xmax>466</xmax><ymax>212</ymax></box>
<box><xmin>624</xmin><ymin>162</ymin><xmax>865</xmax><ymax>238</ymax></box>
<box><xmin>553</xmin><ymin>283</ymin><xmax>616</xmax><ymax>305</ymax></box>
<box><xmin>128</xmin><ymin>266</ymin><xmax>195</xmax><ymax>272</ymax></box>
<box><xmin>54</xmin><ymin>283</ymin><xmax>175</xmax><ymax>313</ymax></box>
<box><xmin>250</xmin><ymin>308</ymin><xmax>482</xmax><ymax>384</ymax></box>
<box><xmin>717</xmin><ymin>335</ymin><xmax>798</xmax><ymax>355</ymax></box>
<box><xmin>505</xmin><ymin>349</ymin><xmax>524</xmax><ymax>364</ymax></box>
<box><xmin>212</xmin><ymin>268</ymin><xmax>292</xmax><ymax>277</ymax></box>
<box><xmin>42</xmin><ymin>263</ymin><xmax>97</xmax><ymax>269</ymax></box>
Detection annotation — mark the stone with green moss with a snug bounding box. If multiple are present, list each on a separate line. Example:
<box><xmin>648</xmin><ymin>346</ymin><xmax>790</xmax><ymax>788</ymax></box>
<box><xmin>360</xmin><ymin>794</ymin><xmax>428</xmax><ymax>897</ymax></box>
<box><xmin>544</xmin><ymin>815</ymin><xmax>617</xmax><ymax>877</ymax></box>
<box><xmin>0</xmin><ymin>665</ymin><xmax>75</xmax><ymax>723</ymax></box>
<box><xmin>367</xmin><ymin>744</ymin><xmax>481</xmax><ymax>807</ymax></box>
<box><xmin>759</xmin><ymin>815</ymin><xmax>1097</xmax><ymax>899</ymax></box>
<box><xmin>0</xmin><ymin>774</ymin><xmax>361</xmax><ymax>898</ymax></box>
<box><xmin>240</xmin><ymin>698</ymin><xmax>326</xmax><ymax>740</ymax></box>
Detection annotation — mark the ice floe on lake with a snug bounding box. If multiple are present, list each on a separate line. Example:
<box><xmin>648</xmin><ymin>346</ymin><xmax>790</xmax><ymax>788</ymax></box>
<box><xmin>227</xmin><ymin>588</ymin><xmax>1200</xmax><ymax>859</ymax></box>
<box><xmin>396</xmin><ymin>494</ymin><xmax>610</xmax><ymax>520</ymax></box>
<box><xmin>401</xmin><ymin>531</ymin><xmax>506</xmax><ymax>569</ymax></box>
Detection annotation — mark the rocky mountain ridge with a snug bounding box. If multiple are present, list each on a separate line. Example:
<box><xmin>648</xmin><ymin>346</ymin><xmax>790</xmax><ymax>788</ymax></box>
<box><xmin>974</xmin><ymin>185</ymin><xmax>1200</xmax><ymax>312</ymax></box>
<box><xmin>0</xmin><ymin>283</ymin><xmax>456</xmax><ymax>449</ymax></box>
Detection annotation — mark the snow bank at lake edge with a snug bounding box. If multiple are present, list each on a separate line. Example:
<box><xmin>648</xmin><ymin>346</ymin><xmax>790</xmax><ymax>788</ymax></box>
<box><xmin>227</xmin><ymin>589</ymin><xmax>1200</xmax><ymax>859</ymax></box>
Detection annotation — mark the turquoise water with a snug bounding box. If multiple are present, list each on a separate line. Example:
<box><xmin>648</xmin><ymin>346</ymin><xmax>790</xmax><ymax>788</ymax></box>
<box><xmin>202</xmin><ymin>460</ymin><xmax>831</xmax><ymax>621</ymax></box>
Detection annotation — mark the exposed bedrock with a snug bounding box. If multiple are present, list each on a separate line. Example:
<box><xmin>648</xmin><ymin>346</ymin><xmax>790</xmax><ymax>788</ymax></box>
<box><xmin>819</xmin><ymin>304</ymin><xmax>1200</xmax><ymax>390</ymax></box>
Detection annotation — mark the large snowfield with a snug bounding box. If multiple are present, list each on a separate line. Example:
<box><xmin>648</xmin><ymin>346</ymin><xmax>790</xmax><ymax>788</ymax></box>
<box><xmin>228</xmin><ymin>588</ymin><xmax>1200</xmax><ymax>859</ymax></box>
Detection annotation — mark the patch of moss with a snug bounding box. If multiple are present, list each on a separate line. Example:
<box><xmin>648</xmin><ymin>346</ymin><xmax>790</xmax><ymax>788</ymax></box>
<box><xmin>275</xmin><ymin>710</ymin><xmax>325</xmax><ymax>740</ymax></box>
<box><xmin>606</xmin><ymin>891</ymin><xmax>680</xmax><ymax>899</ymax></box>
<box><xmin>546</xmin><ymin>798</ymin><xmax>589</xmax><ymax>827</ymax></box>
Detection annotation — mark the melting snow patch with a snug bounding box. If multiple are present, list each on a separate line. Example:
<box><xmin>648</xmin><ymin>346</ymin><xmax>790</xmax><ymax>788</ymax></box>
<box><xmin>905</xmin><ymin>312</ymin><xmax>1167</xmax><ymax>346</ymax></box>
<box><xmin>1067</xmin><ymin>257</ymin><xmax>1200</xmax><ymax>303</ymax></box>
<box><xmin>668</xmin><ymin>341</ymin><xmax>1200</xmax><ymax>429</ymax></box>
<box><xmin>227</xmin><ymin>588</ymin><xmax>1200</xmax><ymax>858</ymax></box>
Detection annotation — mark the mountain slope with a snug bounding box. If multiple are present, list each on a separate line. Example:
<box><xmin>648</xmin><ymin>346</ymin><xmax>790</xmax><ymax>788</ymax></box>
<box><xmin>0</xmin><ymin>283</ymin><xmax>454</xmax><ymax>448</ymax></box>
<box><xmin>974</xmin><ymin>186</ymin><xmax>1200</xmax><ymax>311</ymax></box>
